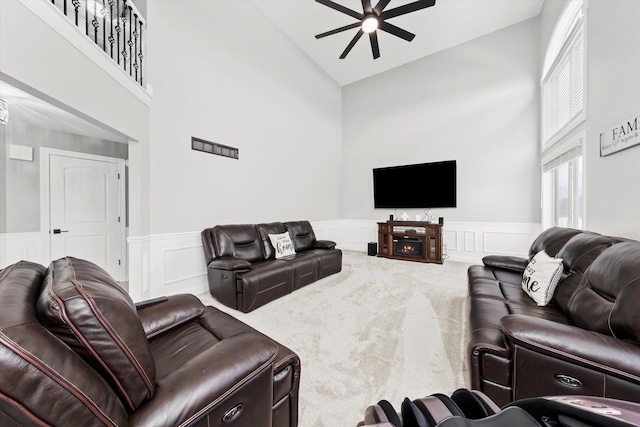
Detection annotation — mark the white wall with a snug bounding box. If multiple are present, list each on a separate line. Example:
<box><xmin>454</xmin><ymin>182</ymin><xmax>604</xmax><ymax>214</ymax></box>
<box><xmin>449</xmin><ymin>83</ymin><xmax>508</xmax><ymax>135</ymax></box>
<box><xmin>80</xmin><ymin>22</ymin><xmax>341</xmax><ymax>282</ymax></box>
<box><xmin>539</xmin><ymin>0</ymin><xmax>640</xmax><ymax>239</ymax></box>
<box><xmin>341</xmin><ymin>18</ymin><xmax>541</xmax><ymax>225</ymax></box>
<box><xmin>147</xmin><ymin>1</ymin><xmax>343</xmax><ymax>234</ymax></box>
<box><xmin>584</xmin><ymin>0</ymin><xmax>640</xmax><ymax>238</ymax></box>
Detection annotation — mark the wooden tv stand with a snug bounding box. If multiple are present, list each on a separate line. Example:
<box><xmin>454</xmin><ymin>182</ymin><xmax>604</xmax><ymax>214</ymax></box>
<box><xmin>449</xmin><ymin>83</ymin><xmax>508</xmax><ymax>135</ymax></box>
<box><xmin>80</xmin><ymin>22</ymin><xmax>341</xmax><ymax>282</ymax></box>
<box><xmin>377</xmin><ymin>221</ymin><xmax>443</xmax><ymax>264</ymax></box>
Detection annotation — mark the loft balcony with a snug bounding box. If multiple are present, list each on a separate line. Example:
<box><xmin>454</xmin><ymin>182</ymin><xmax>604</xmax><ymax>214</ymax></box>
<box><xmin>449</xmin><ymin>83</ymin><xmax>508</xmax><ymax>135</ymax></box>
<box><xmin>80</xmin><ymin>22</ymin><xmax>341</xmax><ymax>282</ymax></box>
<box><xmin>48</xmin><ymin>0</ymin><xmax>146</xmax><ymax>87</ymax></box>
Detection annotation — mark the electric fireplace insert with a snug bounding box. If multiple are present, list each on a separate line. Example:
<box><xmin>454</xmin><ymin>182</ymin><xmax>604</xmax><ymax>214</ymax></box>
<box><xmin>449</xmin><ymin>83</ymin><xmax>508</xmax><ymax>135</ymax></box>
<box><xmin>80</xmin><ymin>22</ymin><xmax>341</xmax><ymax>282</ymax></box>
<box><xmin>393</xmin><ymin>237</ymin><xmax>424</xmax><ymax>259</ymax></box>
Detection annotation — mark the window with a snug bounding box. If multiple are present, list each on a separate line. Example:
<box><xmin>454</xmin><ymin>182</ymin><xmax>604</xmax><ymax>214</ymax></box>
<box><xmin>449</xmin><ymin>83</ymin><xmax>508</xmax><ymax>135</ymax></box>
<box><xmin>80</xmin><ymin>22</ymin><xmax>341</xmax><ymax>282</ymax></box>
<box><xmin>541</xmin><ymin>0</ymin><xmax>585</xmax><ymax>147</ymax></box>
<box><xmin>541</xmin><ymin>1</ymin><xmax>586</xmax><ymax>230</ymax></box>
<box><xmin>542</xmin><ymin>142</ymin><xmax>584</xmax><ymax>229</ymax></box>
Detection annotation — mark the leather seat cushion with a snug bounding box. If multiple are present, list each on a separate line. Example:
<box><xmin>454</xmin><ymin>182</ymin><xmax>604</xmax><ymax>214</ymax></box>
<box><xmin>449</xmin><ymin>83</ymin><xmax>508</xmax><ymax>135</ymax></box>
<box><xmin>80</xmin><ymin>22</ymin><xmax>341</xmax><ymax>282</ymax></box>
<box><xmin>284</xmin><ymin>221</ymin><xmax>316</xmax><ymax>252</ymax></box>
<box><xmin>568</xmin><ymin>241</ymin><xmax>640</xmax><ymax>342</ymax></box>
<box><xmin>552</xmin><ymin>232</ymin><xmax>615</xmax><ymax>311</ymax></box>
<box><xmin>213</xmin><ymin>224</ymin><xmax>265</xmax><ymax>263</ymax></box>
<box><xmin>468</xmin><ymin>266</ymin><xmax>569</xmax><ymax>322</ymax></box>
<box><xmin>134</xmin><ymin>330</ymin><xmax>277</xmax><ymax>427</ymax></box>
<box><xmin>281</xmin><ymin>252</ymin><xmax>318</xmax><ymax>290</ymax></box>
<box><xmin>528</xmin><ymin>227</ymin><xmax>582</xmax><ymax>259</ymax></box>
<box><xmin>150</xmin><ymin>320</ymin><xmax>221</xmax><ymax>379</ymax></box>
<box><xmin>256</xmin><ymin>222</ymin><xmax>288</xmax><ymax>260</ymax></box>
<box><xmin>197</xmin><ymin>306</ymin><xmax>299</xmax><ymax>368</ymax></box>
<box><xmin>37</xmin><ymin>257</ymin><xmax>156</xmax><ymax>411</ymax></box>
<box><xmin>1</xmin><ymin>261</ymin><xmax>128</xmax><ymax>426</ymax></box>
<box><xmin>306</xmin><ymin>248</ymin><xmax>343</xmax><ymax>279</ymax></box>
<box><xmin>196</xmin><ymin>306</ymin><xmax>300</xmax><ymax>403</ymax></box>
<box><xmin>467</xmin><ymin>265</ymin><xmax>571</xmax><ymax>358</ymax></box>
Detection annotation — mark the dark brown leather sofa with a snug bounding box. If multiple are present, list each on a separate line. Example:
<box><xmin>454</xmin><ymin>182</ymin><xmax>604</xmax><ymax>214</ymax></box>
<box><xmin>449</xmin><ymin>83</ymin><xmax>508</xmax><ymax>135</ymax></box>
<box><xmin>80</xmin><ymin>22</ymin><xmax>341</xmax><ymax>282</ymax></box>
<box><xmin>201</xmin><ymin>220</ymin><xmax>342</xmax><ymax>313</ymax></box>
<box><xmin>467</xmin><ymin>227</ymin><xmax>640</xmax><ymax>407</ymax></box>
<box><xmin>0</xmin><ymin>257</ymin><xmax>300</xmax><ymax>427</ymax></box>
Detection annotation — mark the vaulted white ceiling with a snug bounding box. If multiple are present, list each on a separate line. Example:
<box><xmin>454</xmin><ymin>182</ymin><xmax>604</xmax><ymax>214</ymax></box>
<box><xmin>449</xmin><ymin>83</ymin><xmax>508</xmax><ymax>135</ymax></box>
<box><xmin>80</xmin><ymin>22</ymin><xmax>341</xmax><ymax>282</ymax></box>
<box><xmin>1</xmin><ymin>1</ymin><xmax>545</xmax><ymax>140</ymax></box>
<box><xmin>254</xmin><ymin>0</ymin><xmax>544</xmax><ymax>86</ymax></box>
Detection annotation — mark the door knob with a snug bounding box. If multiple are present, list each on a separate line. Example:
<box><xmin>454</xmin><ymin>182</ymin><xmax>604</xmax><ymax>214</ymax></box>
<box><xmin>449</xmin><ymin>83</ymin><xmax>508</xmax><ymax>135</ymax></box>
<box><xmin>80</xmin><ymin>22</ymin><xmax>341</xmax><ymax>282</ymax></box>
<box><xmin>52</xmin><ymin>229</ymin><xmax>69</xmax><ymax>234</ymax></box>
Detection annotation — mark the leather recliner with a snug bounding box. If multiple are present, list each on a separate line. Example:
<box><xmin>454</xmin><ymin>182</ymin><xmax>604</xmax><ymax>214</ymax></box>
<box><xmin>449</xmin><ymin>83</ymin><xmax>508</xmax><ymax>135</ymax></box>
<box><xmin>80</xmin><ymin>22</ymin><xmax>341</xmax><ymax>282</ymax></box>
<box><xmin>0</xmin><ymin>257</ymin><xmax>300</xmax><ymax>427</ymax></box>
<box><xmin>467</xmin><ymin>227</ymin><xmax>640</xmax><ymax>407</ymax></box>
<box><xmin>201</xmin><ymin>220</ymin><xmax>342</xmax><ymax>313</ymax></box>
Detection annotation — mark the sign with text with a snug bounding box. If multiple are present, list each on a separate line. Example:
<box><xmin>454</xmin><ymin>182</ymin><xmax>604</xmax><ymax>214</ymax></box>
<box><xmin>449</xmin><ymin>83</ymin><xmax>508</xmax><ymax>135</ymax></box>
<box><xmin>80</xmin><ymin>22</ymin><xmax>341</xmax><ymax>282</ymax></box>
<box><xmin>600</xmin><ymin>113</ymin><xmax>640</xmax><ymax>157</ymax></box>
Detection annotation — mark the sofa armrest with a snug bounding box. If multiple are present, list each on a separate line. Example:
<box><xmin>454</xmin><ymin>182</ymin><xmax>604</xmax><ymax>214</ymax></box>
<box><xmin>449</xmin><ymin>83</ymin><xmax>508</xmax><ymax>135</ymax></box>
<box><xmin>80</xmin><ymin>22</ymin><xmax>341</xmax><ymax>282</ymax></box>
<box><xmin>500</xmin><ymin>314</ymin><xmax>640</xmax><ymax>379</ymax></box>
<box><xmin>129</xmin><ymin>333</ymin><xmax>277</xmax><ymax>427</ymax></box>
<box><xmin>137</xmin><ymin>294</ymin><xmax>205</xmax><ymax>338</ymax></box>
<box><xmin>208</xmin><ymin>257</ymin><xmax>252</xmax><ymax>271</ymax></box>
<box><xmin>313</xmin><ymin>240</ymin><xmax>336</xmax><ymax>249</ymax></box>
<box><xmin>482</xmin><ymin>255</ymin><xmax>528</xmax><ymax>273</ymax></box>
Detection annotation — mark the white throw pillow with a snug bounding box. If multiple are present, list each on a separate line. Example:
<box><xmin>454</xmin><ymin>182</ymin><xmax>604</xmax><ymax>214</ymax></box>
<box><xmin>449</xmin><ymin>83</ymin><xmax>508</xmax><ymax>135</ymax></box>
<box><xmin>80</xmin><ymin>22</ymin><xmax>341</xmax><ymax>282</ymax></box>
<box><xmin>268</xmin><ymin>232</ymin><xmax>296</xmax><ymax>259</ymax></box>
<box><xmin>522</xmin><ymin>250</ymin><xmax>564</xmax><ymax>306</ymax></box>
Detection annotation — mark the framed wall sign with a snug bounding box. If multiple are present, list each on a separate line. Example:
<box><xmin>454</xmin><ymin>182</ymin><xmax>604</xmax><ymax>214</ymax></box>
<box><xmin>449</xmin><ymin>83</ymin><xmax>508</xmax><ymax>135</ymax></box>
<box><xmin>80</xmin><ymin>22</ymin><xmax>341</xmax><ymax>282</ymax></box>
<box><xmin>600</xmin><ymin>113</ymin><xmax>640</xmax><ymax>157</ymax></box>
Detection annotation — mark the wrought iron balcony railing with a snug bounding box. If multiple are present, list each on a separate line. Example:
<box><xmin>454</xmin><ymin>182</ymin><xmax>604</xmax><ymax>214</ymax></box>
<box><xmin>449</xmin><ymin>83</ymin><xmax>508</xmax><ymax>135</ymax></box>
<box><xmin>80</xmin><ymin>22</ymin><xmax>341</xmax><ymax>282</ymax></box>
<box><xmin>49</xmin><ymin>0</ymin><xmax>146</xmax><ymax>87</ymax></box>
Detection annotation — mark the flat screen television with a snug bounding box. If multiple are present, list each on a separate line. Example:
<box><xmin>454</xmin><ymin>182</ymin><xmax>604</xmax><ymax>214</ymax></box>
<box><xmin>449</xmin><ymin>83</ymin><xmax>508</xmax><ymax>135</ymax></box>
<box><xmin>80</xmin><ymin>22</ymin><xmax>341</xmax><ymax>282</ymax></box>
<box><xmin>373</xmin><ymin>160</ymin><xmax>457</xmax><ymax>209</ymax></box>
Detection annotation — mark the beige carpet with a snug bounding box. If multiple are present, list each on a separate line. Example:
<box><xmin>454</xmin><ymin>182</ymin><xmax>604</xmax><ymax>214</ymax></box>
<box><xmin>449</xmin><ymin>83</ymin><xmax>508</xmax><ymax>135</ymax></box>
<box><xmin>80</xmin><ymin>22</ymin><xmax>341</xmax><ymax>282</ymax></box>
<box><xmin>198</xmin><ymin>251</ymin><xmax>471</xmax><ymax>426</ymax></box>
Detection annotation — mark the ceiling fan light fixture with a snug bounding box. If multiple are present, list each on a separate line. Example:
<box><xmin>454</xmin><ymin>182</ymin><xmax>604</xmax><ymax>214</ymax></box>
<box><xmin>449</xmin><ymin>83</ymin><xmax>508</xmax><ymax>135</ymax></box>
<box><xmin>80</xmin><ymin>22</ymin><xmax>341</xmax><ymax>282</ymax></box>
<box><xmin>362</xmin><ymin>16</ymin><xmax>379</xmax><ymax>33</ymax></box>
<box><xmin>315</xmin><ymin>0</ymin><xmax>437</xmax><ymax>59</ymax></box>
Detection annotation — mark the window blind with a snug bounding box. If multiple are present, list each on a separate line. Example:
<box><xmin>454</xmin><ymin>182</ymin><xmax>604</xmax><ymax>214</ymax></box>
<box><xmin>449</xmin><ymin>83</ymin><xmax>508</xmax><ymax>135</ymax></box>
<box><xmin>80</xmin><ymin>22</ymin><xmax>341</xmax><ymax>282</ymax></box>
<box><xmin>543</xmin><ymin>144</ymin><xmax>582</xmax><ymax>173</ymax></box>
<box><xmin>542</xmin><ymin>16</ymin><xmax>585</xmax><ymax>145</ymax></box>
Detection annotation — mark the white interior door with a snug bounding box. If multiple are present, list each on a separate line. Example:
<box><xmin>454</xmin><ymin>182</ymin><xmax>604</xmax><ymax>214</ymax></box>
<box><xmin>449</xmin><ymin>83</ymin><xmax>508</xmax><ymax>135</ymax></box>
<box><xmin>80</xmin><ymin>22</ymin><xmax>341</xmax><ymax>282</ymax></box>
<box><xmin>49</xmin><ymin>154</ymin><xmax>123</xmax><ymax>280</ymax></box>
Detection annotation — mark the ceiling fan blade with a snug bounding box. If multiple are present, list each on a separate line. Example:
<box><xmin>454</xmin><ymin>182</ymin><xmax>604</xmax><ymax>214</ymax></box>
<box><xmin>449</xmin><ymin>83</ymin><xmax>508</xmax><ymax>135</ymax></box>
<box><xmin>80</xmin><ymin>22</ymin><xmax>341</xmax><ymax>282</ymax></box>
<box><xmin>379</xmin><ymin>21</ymin><xmax>415</xmax><ymax>42</ymax></box>
<box><xmin>340</xmin><ymin>29</ymin><xmax>364</xmax><ymax>59</ymax></box>
<box><xmin>369</xmin><ymin>31</ymin><xmax>380</xmax><ymax>59</ymax></box>
<box><xmin>373</xmin><ymin>0</ymin><xmax>392</xmax><ymax>14</ymax></box>
<box><xmin>362</xmin><ymin>0</ymin><xmax>373</xmax><ymax>14</ymax></box>
<box><xmin>315</xmin><ymin>22</ymin><xmax>362</xmax><ymax>39</ymax></box>
<box><xmin>316</xmin><ymin>0</ymin><xmax>363</xmax><ymax>20</ymax></box>
<box><xmin>380</xmin><ymin>0</ymin><xmax>436</xmax><ymax>20</ymax></box>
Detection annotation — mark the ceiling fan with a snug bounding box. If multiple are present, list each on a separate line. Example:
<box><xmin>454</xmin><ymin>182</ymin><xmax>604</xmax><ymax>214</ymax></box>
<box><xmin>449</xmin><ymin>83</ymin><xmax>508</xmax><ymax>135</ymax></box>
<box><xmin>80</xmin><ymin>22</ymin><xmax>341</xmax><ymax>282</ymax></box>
<box><xmin>315</xmin><ymin>0</ymin><xmax>437</xmax><ymax>60</ymax></box>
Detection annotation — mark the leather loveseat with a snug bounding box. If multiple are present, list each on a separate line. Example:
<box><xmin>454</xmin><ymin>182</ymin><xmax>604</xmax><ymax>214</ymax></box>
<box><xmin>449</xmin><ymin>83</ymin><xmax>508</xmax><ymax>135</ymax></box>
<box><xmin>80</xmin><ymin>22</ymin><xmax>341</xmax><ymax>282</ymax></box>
<box><xmin>0</xmin><ymin>257</ymin><xmax>300</xmax><ymax>427</ymax></box>
<box><xmin>467</xmin><ymin>227</ymin><xmax>640</xmax><ymax>407</ymax></box>
<box><xmin>201</xmin><ymin>220</ymin><xmax>342</xmax><ymax>313</ymax></box>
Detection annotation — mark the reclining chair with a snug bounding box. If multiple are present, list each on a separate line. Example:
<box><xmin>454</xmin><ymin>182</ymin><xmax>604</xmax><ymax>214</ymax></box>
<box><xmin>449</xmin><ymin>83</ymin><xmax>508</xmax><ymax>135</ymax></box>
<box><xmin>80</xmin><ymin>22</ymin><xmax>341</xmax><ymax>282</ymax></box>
<box><xmin>358</xmin><ymin>388</ymin><xmax>640</xmax><ymax>427</ymax></box>
<box><xmin>0</xmin><ymin>257</ymin><xmax>300</xmax><ymax>426</ymax></box>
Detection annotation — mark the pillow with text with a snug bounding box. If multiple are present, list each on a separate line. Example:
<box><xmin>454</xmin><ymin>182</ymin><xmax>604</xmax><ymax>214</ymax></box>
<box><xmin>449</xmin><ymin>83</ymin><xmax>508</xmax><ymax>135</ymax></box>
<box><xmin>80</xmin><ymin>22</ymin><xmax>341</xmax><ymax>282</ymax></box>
<box><xmin>522</xmin><ymin>250</ymin><xmax>564</xmax><ymax>306</ymax></box>
<box><xmin>268</xmin><ymin>232</ymin><xmax>297</xmax><ymax>259</ymax></box>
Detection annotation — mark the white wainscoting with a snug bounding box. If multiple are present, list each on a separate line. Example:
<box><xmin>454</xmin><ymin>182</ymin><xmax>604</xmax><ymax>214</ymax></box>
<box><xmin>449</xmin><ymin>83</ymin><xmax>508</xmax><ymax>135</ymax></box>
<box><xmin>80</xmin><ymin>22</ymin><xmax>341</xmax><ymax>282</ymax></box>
<box><xmin>0</xmin><ymin>232</ymin><xmax>45</xmax><ymax>267</ymax></box>
<box><xmin>1</xmin><ymin>230</ymin><xmax>130</xmax><ymax>282</ymax></box>
<box><xmin>126</xmin><ymin>220</ymin><xmax>541</xmax><ymax>302</ymax></box>
<box><xmin>441</xmin><ymin>221</ymin><xmax>541</xmax><ymax>263</ymax></box>
<box><xmin>128</xmin><ymin>231</ymin><xmax>208</xmax><ymax>303</ymax></box>
<box><xmin>310</xmin><ymin>220</ymin><xmax>343</xmax><ymax>244</ymax></box>
<box><xmin>335</xmin><ymin>219</ymin><xmax>378</xmax><ymax>252</ymax></box>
